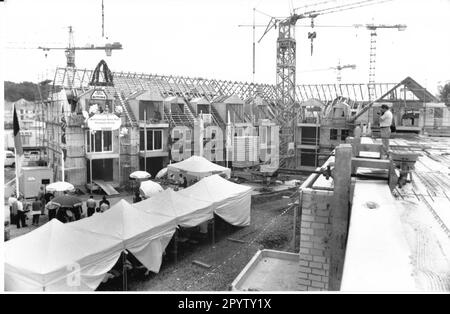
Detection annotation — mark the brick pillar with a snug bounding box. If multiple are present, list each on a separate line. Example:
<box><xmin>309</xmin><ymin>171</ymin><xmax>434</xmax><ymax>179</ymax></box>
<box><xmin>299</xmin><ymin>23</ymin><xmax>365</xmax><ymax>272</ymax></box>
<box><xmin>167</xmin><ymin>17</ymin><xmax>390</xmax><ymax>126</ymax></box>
<box><xmin>298</xmin><ymin>189</ymin><xmax>333</xmax><ymax>291</ymax></box>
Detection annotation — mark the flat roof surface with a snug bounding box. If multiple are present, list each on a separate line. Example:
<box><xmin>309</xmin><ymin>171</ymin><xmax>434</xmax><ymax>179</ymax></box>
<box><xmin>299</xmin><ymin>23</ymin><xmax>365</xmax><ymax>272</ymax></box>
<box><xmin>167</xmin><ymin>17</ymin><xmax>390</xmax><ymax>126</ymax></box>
<box><xmin>344</xmin><ymin>135</ymin><xmax>450</xmax><ymax>291</ymax></box>
<box><xmin>232</xmin><ymin>250</ymin><xmax>302</xmax><ymax>291</ymax></box>
<box><xmin>392</xmin><ymin>137</ymin><xmax>450</xmax><ymax>291</ymax></box>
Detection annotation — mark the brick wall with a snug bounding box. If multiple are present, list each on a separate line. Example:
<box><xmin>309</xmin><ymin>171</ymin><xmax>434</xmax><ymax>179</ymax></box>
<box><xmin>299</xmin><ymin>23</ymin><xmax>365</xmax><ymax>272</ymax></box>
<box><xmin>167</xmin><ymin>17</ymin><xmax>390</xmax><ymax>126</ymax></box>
<box><xmin>298</xmin><ymin>188</ymin><xmax>333</xmax><ymax>291</ymax></box>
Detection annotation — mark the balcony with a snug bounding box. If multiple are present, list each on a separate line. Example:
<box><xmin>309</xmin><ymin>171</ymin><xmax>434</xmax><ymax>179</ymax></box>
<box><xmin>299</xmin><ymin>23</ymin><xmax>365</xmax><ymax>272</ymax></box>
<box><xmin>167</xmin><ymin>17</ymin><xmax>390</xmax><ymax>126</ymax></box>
<box><xmin>138</xmin><ymin>119</ymin><xmax>169</xmax><ymax>128</ymax></box>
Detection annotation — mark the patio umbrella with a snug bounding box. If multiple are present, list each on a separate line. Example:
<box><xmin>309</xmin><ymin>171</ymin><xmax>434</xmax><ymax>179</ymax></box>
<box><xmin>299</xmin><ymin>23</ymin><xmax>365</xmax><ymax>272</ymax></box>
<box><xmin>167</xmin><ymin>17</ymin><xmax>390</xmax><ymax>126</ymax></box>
<box><xmin>46</xmin><ymin>181</ymin><xmax>75</xmax><ymax>193</ymax></box>
<box><xmin>52</xmin><ymin>195</ymin><xmax>82</xmax><ymax>208</ymax></box>
<box><xmin>139</xmin><ymin>180</ymin><xmax>164</xmax><ymax>198</ymax></box>
<box><xmin>155</xmin><ymin>167</ymin><xmax>168</xmax><ymax>179</ymax></box>
<box><xmin>129</xmin><ymin>171</ymin><xmax>151</xmax><ymax>180</ymax></box>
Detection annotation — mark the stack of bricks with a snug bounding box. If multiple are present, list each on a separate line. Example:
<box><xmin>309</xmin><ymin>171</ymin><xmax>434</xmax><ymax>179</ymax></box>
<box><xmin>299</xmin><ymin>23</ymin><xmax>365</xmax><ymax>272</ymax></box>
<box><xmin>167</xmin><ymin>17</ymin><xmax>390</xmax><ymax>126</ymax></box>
<box><xmin>298</xmin><ymin>188</ymin><xmax>333</xmax><ymax>291</ymax></box>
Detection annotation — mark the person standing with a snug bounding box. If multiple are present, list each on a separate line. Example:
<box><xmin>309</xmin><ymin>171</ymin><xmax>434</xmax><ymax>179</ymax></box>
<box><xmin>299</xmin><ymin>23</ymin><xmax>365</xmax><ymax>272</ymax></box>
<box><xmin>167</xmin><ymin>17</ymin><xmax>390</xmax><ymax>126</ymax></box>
<box><xmin>99</xmin><ymin>201</ymin><xmax>110</xmax><ymax>213</ymax></box>
<box><xmin>133</xmin><ymin>191</ymin><xmax>142</xmax><ymax>203</ymax></box>
<box><xmin>45</xmin><ymin>195</ymin><xmax>58</xmax><ymax>221</ymax></box>
<box><xmin>8</xmin><ymin>193</ymin><xmax>17</xmax><ymax>225</ymax></box>
<box><xmin>15</xmin><ymin>197</ymin><xmax>27</xmax><ymax>228</ymax></box>
<box><xmin>73</xmin><ymin>205</ymin><xmax>82</xmax><ymax>221</ymax></box>
<box><xmin>31</xmin><ymin>197</ymin><xmax>42</xmax><ymax>226</ymax></box>
<box><xmin>378</xmin><ymin>104</ymin><xmax>393</xmax><ymax>159</ymax></box>
<box><xmin>44</xmin><ymin>191</ymin><xmax>54</xmax><ymax>204</ymax></box>
<box><xmin>86</xmin><ymin>195</ymin><xmax>97</xmax><ymax>217</ymax></box>
<box><xmin>37</xmin><ymin>186</ymin><xmax>46</xmax><ymax>215</ymax></box>
<box><xmin>179</xmin><ymin>174</ymin><xmax>188</xmax><ymax>188</ymax></box>
<box><xmin>99</xmin><ymin>195</ymin><xmax>110</xmax><ymax>208</ymax></box>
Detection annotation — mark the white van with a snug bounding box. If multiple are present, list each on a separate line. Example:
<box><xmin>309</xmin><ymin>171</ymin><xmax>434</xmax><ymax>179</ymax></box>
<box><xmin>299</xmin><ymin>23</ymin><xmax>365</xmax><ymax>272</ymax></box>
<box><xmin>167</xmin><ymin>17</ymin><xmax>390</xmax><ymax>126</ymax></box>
<box><xmin>4</xmin><ymin>151</ymin><xmax>15</xmax><ymax>167</ymax></box>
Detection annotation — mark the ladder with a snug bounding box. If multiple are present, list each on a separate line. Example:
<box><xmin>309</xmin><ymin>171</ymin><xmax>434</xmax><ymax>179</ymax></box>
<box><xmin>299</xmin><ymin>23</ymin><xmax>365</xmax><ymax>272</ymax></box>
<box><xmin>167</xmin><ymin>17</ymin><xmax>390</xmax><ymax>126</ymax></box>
<box><xmin>115</xmin><ymin>92</ymin><xmax>137</xmax><ymax>127</ymax></box>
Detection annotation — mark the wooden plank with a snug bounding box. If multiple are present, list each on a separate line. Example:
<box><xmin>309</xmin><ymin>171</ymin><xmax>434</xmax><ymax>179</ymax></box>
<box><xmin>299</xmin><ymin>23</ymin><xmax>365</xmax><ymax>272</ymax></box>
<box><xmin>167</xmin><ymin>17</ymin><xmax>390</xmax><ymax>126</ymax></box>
<box><xmin>227</xmin><ymin>238</ymin><xmax>247</xmax><ymax>244</ymax></box>
<box><xmin>192</xmin><ymin>260</ymin><xmax>212</xmax><ymax>269</ymax></box>
<box><xmin>93</xmin><ymin>180</ymin><xmax>120</xmax><ymax>196</ymax></box>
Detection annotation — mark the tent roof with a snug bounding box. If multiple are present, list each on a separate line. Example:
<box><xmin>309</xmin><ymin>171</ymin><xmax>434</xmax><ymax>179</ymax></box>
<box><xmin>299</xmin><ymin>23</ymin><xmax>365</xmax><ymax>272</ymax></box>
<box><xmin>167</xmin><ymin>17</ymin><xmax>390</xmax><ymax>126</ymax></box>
<box><xmin>133</xmin><ymin>188</ymin><xmax>214</xmax><ymax>227</ymax></box>
<box><xmin>177</xmin><ymin>175</ymin><xmax>252</xmax><ymax>227</ymax></box>
<box><xmin>167</xmin><ymin>156</ymin><xmax>231</xmax><ymax>177</ymax></box>
<box><xmin>71</xmin><ymin>199</ymin><xmax>176</xmax><ymax>241</ymax></box>
<box><xmin>178</xmin><ymin>174</ymin><xmax>252</xmax><ymax>202</ymax></box>
<box><xmin>5</xmin><ymin>219</ymin><xmax>122</xmax><ymax>275</ymax></box>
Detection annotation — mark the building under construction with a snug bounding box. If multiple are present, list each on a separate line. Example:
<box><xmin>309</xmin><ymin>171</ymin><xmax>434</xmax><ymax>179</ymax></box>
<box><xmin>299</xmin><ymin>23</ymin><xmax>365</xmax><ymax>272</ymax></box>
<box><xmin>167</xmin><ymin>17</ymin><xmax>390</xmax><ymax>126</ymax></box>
<box><xmin>5</xmin><ymin>0</ymin><xmax>450</xmax><ymax>293</ymax></box>
<box><xmin>36</xmin><ymin>60</ymin><xmax>449</xmax><ymax>192</ymax></box>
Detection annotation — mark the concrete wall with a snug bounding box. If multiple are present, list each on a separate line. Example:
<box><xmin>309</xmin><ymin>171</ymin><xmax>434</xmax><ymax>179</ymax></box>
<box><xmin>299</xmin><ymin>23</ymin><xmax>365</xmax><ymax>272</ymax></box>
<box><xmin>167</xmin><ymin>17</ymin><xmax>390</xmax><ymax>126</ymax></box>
<box><xmin>298</xmin><ymin>188</ymin><xmax>334</xmax><ymax>291</ymax></box>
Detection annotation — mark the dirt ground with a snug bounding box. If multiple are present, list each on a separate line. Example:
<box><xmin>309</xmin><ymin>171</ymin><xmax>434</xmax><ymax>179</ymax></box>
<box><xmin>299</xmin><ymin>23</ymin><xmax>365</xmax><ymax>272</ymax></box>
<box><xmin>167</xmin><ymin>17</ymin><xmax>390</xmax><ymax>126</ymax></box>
<box><xmin>98</xmin><ymin>190</ymin><xmax>299</xmax><ymax>291</ymax></box>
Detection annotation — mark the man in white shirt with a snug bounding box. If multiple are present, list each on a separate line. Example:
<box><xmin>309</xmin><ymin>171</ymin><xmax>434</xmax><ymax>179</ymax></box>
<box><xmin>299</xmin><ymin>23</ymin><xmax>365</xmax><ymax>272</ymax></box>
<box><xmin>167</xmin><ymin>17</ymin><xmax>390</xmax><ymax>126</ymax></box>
<box><xmin>15</xmin><ymin>197</ymin><xmax>27</xmax><ymax>228</ymax></box>
<box><xmin>378</xmin><ymin>104</ymin><xmax>393</xmax><ymax>159</ymax></box>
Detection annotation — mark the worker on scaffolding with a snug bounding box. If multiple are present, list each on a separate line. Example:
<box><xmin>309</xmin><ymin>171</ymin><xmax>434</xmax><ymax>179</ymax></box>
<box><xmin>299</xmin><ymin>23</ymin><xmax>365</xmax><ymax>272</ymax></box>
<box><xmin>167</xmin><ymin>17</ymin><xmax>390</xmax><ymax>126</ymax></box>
<box><xmin>378</xmin><ymin>104</ymin><xmax>393</xmax><ymax>159</ymax></box>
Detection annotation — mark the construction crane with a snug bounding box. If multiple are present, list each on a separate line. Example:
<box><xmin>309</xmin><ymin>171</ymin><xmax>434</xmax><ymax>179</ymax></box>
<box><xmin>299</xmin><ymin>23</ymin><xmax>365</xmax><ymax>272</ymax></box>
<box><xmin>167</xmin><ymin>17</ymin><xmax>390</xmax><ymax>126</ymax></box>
<box><xmin>252</xmin><ymin>0</ymin><xmax>395</xmax><ymax>168</ymax></box>
<box><xmin>38</xmin><ymin>1</ymin><xmax>122</xmax><ymax>68</ymax></box>
<box><xmin>354</xmin><ymin>23</ymin><xmax>407</xmax><ymax>100</ymax></box>
<box><xmin>258</xmin><ymin>0</ymin><xmax>394</xmax><ymax>114</ymax></box>
<box><xmin>38</xmin><ymin>26</ymin><xmax>122</xmax><ymax>68</ymax></box>
<box><xmin>298</xmin><ymin>62</ymin><xmax>357</xmax><ymax>82</ymax></box>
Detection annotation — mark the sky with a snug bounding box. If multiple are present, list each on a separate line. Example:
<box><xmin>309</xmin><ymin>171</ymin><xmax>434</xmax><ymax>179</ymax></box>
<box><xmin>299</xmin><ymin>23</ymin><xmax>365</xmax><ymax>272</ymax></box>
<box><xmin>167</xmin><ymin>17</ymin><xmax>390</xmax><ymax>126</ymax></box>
<box><xmin>1</xmin><ymin>0</ymin><xmax>450</xmax><ymax>94</ymax></box>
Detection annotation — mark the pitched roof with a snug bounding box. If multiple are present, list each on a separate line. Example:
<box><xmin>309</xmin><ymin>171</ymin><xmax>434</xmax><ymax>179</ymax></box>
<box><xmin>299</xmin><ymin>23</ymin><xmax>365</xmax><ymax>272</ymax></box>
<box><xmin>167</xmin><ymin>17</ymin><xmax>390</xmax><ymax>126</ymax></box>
<box><xmin>381</xmin><ymin>77</ymin><xmax>439</xmax><ymax>103</ymax></box>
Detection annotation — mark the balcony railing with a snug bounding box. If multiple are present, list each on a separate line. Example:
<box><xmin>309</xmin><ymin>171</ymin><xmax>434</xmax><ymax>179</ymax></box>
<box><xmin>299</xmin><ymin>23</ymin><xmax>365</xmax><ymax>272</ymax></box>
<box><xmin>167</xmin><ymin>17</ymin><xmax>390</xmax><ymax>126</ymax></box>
<box><xmin>138</xmin><ymin>118</ymin><xmax>169</xmax><ymax>125</ymax></box>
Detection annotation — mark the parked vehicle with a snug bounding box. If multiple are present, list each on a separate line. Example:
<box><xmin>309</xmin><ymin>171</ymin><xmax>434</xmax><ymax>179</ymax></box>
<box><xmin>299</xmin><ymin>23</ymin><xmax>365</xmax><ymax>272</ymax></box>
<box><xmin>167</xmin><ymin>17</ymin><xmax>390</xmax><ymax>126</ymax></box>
<box><xmin>4</xmin><ymin>151</ymin><xmax>15</xmax><ymax>167</ymax></box>
<box><xmin>24</xmin><ymin>150</ymin><xmax>40</xmax><ymax>161</ymax></box>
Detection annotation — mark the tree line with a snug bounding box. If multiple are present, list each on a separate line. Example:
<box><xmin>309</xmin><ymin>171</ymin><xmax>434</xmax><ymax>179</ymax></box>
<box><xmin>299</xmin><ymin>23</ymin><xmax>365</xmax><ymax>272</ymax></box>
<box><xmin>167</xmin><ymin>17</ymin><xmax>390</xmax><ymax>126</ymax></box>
<box><xmin>4</xmin><ymin>80</ymin><xmax>52</xmax><ymax>102</ymax></box>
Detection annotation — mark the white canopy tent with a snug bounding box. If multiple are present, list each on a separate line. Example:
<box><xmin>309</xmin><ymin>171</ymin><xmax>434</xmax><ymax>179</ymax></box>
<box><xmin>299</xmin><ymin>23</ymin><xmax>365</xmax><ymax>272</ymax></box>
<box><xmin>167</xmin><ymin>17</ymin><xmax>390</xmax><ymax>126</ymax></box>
<box><xmin>133</xmin><ymin>188</ymin><xmax>214</xmax><ymax>228</ymax></box>
<box><xmin>178</xmin><ymin>175</ymin><xmax>252</xmax><ymax>226</ymax></box>
<box><xmin>139</xmin><ymin>180</ymin><xmax>164</xmax><ymax>198</ymax></box>
<box><xmin>70</xmin><ymin>200</ymin><xmax>177</xmax><ymax>273</ymax></box>
<box><xmin>167</xmin><ymin>156</ymin><xmax>231</xmax><ymax>180</ymax></box>
<box><xmin>129</xmin><ymin>171</ymin><xmax>151</xmax><ymax>180</ymax></box>
<box><xmin>4</xmin><ymin>219</ymin><xmax>123</xmax><ymax>292</ymax></box>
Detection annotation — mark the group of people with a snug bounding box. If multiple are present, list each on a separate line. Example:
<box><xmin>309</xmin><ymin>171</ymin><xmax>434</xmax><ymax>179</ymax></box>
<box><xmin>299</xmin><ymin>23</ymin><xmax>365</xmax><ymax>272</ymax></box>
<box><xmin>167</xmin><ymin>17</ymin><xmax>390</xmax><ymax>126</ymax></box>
<box><xmin>8</xmin><ymin>186</ymin><xmax>48</xmax><ymax>229</ymax></box>
<box><xmin>7</xmin><ymin>186</ymin><xmax>112</xmax><ymax>228</ymax></box>
<box><xmin>8</xmin><ymin>194</ymin><xmax>27</xmax><ymax>228</ymax></box>
<box><xmin>86</xmin><ymin>195</ymin><xmax>110</xmax><ymax>217</ymax></box>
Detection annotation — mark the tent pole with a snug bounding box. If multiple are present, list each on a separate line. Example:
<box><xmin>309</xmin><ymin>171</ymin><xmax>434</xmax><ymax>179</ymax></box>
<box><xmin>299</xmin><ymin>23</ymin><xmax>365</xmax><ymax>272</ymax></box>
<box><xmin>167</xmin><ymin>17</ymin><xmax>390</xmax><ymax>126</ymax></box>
<box><xmin>90</xmin><ymin>158</ymin><xmax>93</xmax><ymax>195</ymax></box>
<box><xmin>212</xmin><ymin>217</ymin><xmax>215</xmax><ymax>245</ymax></box>
<box><xmin>61</xmin><ymin>148</ymin><xmax>65</xmax><ymax>182</ymax></box>
<box><xmin>118</xmin><ymin>134</ymin><xmax>121</xmax><ymax>187</ymax></box>
<box><xmin>14</xmin><ymin>147</ymin><xmax>20</xmax><ymax>197</ymax></box>
<box><xmin>122</xmin><ymin>251</ymin><xmax>127</xmax><ymax>291</ymax></box>
<box><xmin>173</xmin><ymin>229</ymin><xmax>178</xmax><ymax>263</ymax></box>
<box><xmin>144</xmin><ymin>111</ymin><xmax>147</xmax><ymax>172</ymax></box>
